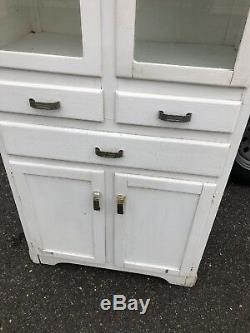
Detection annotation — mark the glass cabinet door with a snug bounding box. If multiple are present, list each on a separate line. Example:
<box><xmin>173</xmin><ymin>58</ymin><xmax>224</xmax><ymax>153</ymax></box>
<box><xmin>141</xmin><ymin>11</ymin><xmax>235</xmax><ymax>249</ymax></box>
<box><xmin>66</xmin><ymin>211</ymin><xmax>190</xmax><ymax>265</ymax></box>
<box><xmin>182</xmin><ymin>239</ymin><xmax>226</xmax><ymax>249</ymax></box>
<box><xmin>135</xmin><ymin>0</ymin><xmax>250</xmax><ymax>70</ymax></box>
<box><xmin>117</xmin><ymin>0</ymin><xmax>250</xmax><ymax>86</ymax></box>
<box><xmin>0</xmin><ymin>0</ymin><xmax>101</xmax><ymax>75</ymax></box>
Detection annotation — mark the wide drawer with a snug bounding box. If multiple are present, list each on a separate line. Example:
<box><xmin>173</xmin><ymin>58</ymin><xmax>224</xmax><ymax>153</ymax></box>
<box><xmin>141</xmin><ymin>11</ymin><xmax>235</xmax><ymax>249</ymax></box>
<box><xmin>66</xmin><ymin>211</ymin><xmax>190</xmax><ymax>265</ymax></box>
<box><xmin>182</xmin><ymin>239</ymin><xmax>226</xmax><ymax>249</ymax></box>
<box><xmin>0</xmin><ymin>82</ymin><xmax>104</xmax><ymax>122</ymax></box>
<box><xmin>0</xmin><ymin>121</ymin><xmax>230</xmax><ymax>176</ymax></box>
<box><xmin>116</xmin><ymin>91</ymin><xmax>241</xmax><ymax>133</ymax></box>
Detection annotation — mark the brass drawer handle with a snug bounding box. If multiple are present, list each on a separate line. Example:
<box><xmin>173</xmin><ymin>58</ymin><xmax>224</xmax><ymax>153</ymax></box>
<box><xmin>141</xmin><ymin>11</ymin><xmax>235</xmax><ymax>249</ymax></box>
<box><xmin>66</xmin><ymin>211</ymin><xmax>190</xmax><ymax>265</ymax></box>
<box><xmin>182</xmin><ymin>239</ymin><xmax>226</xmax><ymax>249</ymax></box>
<box><xmin>93</xmin><ymin>192</ymin><xmax>101</xmax><ymax>211</ymax></box>
<box><xmin>158</xmin><ymin>111</ymin><xmax>192</xmax><ymax>123</ymax></box>
<box><xmin>95</xmin><ymin>147</ymin><xmax>123</xmax><ymax>159</ymax></box>
<box><xmin>29</xmin><ymin>98</ymin><xmax>61</xmax><ymax>111</ymax></box>
<box><xmin>117</xmin><ymin>194</ymin><xmax>126</xmax><ymax>215</ymax></box>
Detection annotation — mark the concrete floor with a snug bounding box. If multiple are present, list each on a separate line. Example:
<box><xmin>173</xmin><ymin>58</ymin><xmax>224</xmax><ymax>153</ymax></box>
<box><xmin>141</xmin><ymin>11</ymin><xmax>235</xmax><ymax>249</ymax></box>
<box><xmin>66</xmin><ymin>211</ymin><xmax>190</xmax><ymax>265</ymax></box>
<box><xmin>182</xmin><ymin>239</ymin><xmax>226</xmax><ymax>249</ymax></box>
<box><xmin>0</xmin><ymin>156</ymin><xmax>250</xmax><ymax>333</ymax></box>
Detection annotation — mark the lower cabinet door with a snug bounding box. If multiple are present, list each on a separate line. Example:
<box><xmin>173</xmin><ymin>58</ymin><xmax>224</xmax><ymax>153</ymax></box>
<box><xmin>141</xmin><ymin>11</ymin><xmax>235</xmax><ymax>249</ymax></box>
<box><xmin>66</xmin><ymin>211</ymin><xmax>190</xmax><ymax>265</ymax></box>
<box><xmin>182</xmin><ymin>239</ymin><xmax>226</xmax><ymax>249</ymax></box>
<box><xmin>10</xmin><ymin>160</ymin><xmax>106</xmax><ymax>265</ymax></box>
<box><xmin>114</xmin><ymin>173</ymin><xmax>216</xmax><ymax>274</ymax></box>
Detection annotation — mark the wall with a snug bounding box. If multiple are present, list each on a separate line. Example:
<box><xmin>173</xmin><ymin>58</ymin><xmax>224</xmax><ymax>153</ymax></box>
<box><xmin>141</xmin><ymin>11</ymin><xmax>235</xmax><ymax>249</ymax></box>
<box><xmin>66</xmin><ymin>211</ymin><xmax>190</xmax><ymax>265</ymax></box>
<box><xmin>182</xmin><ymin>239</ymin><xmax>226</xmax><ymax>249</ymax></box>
<box><xmin>135</xmin><ymin>0</ymin><xmax>250</xmax><ymax>48</ymax></box>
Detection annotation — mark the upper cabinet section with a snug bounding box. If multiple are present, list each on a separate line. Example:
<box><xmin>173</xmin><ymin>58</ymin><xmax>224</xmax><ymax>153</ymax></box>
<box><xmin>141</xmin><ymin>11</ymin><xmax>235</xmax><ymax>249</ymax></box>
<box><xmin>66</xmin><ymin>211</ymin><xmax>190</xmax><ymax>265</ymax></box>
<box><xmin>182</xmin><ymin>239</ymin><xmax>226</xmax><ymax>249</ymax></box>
<box><xmin>0</xmin><ymin>0</ymin><xmax>102</xmax><ymax>76</ymax></box>
<box><xmin>116</xmin><ymin>0</ymin><xmax>250</xmax><ymax>86</ymax></box>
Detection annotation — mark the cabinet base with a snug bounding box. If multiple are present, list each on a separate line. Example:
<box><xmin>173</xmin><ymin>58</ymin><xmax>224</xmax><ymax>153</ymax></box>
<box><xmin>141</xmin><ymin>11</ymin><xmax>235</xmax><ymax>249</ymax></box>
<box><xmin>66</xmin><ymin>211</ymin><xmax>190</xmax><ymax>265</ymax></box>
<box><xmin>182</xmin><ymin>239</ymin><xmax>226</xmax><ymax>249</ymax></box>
<box><xmin>33</xmin><ymin>252</ymin><xmax>197</xmax><ymax>288</ymax></box>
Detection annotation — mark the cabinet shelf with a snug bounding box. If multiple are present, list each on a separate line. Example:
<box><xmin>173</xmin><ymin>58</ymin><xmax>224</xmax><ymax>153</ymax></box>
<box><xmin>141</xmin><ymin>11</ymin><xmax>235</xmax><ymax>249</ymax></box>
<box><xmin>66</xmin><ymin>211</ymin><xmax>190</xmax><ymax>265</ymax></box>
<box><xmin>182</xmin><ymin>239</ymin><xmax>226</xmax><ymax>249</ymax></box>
<box><xmin>3</xmin><ymin>32</ymin><xmax>83</xmax><ymax>58</ymax></box>
<box><xmin>134</xmin><ymin>40</ymin><xmax>237</xmax><ymax>70</ymax></box>
<box><xmin>133</xmin><ymin>0</ymin><xmax>250</xmax><ymax>72</ymax></box>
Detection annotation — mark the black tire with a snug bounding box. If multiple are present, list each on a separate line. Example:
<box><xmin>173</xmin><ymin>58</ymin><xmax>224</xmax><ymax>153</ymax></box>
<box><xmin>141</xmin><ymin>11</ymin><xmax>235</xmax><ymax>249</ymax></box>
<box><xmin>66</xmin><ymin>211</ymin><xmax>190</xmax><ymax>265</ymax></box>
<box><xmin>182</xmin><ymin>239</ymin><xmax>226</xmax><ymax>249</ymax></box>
<box><xmin>231</xmin><ymin>119</ymin><xmax>250</xmax><ymax>184</ymax></box>
<box><xmin>231</xmin><ymin>156</ymin><xmax>250</xmax><ymax>184</ymax></box>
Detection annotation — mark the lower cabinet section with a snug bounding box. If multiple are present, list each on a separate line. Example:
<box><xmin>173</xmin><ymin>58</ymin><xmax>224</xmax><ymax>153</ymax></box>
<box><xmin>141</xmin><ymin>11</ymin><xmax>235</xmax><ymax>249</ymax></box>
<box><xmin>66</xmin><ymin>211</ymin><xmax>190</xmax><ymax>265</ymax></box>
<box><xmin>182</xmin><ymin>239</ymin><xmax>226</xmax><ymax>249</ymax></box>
<box><xmin>10</xmin><ymin>160</ymin><xmax>106</xmax><ymax>265</ymax></box>
<box><xmin>8</xmin><ymin>158</ymin><xmax>216</xmax><ymax>284</ymax></box>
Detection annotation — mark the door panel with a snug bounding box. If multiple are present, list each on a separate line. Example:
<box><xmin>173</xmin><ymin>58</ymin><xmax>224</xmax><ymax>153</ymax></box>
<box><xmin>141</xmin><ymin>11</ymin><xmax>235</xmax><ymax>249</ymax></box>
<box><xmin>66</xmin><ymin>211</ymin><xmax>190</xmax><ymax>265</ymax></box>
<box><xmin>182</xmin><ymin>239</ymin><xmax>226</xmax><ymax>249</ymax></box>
<box><xmin>0</xmin><ymin>0</ymin><xmax>101</xmax><ymax>75</ymax></box>
<box><xmin>114</xmin><ymin>173</ymin><xmax>216</xmax><ymax>273</ymax></box>
<box><xmin>116</xmin><ymin>0</ymin><xmax>250</xmax><ymax>86</ymax></box>
<box><xmin>10</xmin><ymin>160</ymin><xmax>106</xmax><ymax>264</ymax></box>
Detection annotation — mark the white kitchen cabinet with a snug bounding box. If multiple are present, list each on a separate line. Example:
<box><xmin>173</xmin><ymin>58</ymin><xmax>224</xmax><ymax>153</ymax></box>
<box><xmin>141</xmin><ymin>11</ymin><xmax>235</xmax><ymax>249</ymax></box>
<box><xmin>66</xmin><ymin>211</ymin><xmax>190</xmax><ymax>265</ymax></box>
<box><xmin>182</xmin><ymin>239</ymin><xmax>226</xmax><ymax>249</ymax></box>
<box><xmin>0</xmin><ymin>0</ymin><xmax>250</xmax><ymax>287</ymax></box>
<box><xmin>116</xmin><ymin>0</ymin><xmax>250</xmax><ymax>85</ymax></box>
<box><xmin>0</xmin><ymin>0</ymin><xmax>102</xmax><ymax>75</ymax></box>
<box><xmin>9</xmin><ymin>160</ymin><xmax>106</xmax><ymax>265</ymax></box>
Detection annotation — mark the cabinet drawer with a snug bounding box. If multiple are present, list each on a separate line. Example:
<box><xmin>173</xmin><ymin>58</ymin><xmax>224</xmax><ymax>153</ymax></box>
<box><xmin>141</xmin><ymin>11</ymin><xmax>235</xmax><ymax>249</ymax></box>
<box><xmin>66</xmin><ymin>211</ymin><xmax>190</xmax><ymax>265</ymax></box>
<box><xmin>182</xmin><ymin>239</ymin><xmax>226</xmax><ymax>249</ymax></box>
<box><xmin>0</xmin><ymin>122</ymin><xmax>229</xmax><ymax>176</ymax></box>
<box><xmin>116</xmin><ymin>91</ymin><xmax>241</xmax><ymax>133</ymax></box>
<box><xmin>0</xmin><ymin>82</ymin><xmax>104</xmax><ymax>122</ymax></box>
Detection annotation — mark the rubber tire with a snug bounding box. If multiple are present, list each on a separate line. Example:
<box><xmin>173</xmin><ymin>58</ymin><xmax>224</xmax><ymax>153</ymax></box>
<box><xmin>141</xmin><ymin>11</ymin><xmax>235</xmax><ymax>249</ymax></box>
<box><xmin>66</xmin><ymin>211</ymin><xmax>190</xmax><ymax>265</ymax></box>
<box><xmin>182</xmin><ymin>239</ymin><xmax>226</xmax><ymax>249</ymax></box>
<box><xmin>231</xmin><ymin>157</ymin><xmax>250</xmax><ymax>184</ymax></box>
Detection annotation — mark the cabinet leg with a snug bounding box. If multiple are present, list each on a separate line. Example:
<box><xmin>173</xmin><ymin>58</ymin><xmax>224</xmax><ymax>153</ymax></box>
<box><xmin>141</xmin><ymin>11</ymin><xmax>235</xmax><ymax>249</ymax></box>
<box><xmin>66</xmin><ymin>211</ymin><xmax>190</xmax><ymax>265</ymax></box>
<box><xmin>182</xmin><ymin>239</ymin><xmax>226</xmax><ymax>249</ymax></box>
<box><xmin>164</xmin><ymin>274</ymin><xmax>197</xmax><ymax>287</ymax></box>
<box><xmin>28</xmin><ymin>247</ymin><xmax>40</xmax><ymax>264</ymax></box>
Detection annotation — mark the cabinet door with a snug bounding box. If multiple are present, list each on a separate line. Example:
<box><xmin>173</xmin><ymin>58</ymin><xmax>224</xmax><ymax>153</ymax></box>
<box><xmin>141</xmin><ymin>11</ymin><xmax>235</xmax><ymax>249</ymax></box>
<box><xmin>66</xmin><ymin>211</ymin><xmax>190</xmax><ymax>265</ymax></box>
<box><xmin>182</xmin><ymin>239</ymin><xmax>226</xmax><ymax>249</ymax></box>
<box><xmin>114</xmin><ymin>173</ymin><xmax>216</xmax><ymax>275</ymax></box>
<box><xmin>116</xmin><ymin>0</ymin><xmax>250</xmax><ymax>86</ymax></box>
<box><xmin>0</xmin><ymin>0</ymin><xmax>101</xmax><ymax>76</ymax></box>
<box><xmin>10</xmin><ymin>160</ymin><xmax>106</xmax><ymax>264</ymax></box>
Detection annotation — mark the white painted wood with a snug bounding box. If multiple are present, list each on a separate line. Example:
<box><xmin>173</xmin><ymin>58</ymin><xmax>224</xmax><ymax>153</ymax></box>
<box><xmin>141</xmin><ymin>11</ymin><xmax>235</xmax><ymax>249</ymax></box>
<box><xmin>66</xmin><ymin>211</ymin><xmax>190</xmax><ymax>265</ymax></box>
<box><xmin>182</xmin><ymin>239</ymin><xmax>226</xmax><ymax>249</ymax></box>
<box><xmin>0</xmin><ymin>153</ymin><xmax>41</xmax><ymax>263</ymax></box>
<box><xmin>0</xmin><ymin>81</ymin><xmax>104</xmax><ymax>122</ymax></box>
<box><xmin>0</xmin><ymin>121</ymin><xmax>229</xmax><ymax>177</ymax></box>
<box><xmin>37</xmin><ymin>250</ymin><xmax>197</xmax><ymax>287</ymax></box>
<box><xmin>114</xmin><ymin>173</ymin><xmax>215</xmax><ymax>274</ymax></box>
<box><xmin>231</xmin><ymin>8</ymin><xmax>250</xmax><ymax>86</ymax></box>
<box><xmin>4</xmin><ymin>32</ymin><xmax>83</xmax><ymax>57</ymax></box>
<box><xmin>0</xmin><ymin>0</ymin><xmax>250</xmax><ymax>287</ymax></box>
<box><xmin>9</xmin><ymin>159</ymin><xmax>106</xmax><ymax>264</ymax></box>
<box><xmin>183</xmin><ymin>84</ymin><xmax>250</xmax><ymax>281</ymax></box>
<box><xmin>116</xmin><ymin>0</ymin><xmax>250</xmax><ymax>86</ymax></box>
<box><xmin>132</xmin><ymin>62</ymin><xmax>233</xmax><ymax>86</ymax></box>
<box><xmin>116</xmin><ymin>0</ymin><xmax>136</xmax><ymax>77</ymax></box>
<box><xmin>0</xmin><ymin>0</ymin><xmax>102</xmax><ymax>76</ymax></box>
<box><xmin>29</xmin><ymin>0</ymin><xmax>42</xmax><ymax>33</ymax></box>
<box><xmin>36</xmin><ymin>0</ymin><xmax>82</xmax><ymax>36</ymax></box>
<box><xmin>134</xmin><ymin>0</ymin><xmax>249</xmax><ymax>48</ymax></box>
<box><xmin>0</xmin><ymin>68</ymin><xmax>102</xmax><ymax>90</ymax></box>
<box><xmin>134</xmin><ymin>41</ymin><xmax>237</xmax><ymax>70</ymax></box>
<box><xmin>117</xmin><ymin>79</ymin><xmax>244</xmax><ymax>102</ymax></box>
<box><xmin>116</xmin><ymin>91</ymin><xmax>241</xmax><ymax>133</ymax></box>
<box><xmin>180</xmin><ymin>183</ymin><xmax>216</xmax><ymax>276</ymax></box>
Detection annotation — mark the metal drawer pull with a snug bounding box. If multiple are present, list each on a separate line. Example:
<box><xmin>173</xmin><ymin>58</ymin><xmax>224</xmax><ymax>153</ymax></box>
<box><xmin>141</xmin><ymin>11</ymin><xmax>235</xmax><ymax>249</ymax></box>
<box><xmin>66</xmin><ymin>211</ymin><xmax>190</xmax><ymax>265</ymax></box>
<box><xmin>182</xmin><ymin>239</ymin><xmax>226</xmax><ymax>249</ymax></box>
<box><xmin>29</xmin><ymin>98</ymin><xmax>61</xmax><ymax>111</ymax></box>
<box><xmin>93</xmin><ymin>192</ymin><xmax>101</xmax><ymax>211</ymax></box>
<box><xmin>158</xmin><ymin>111</ymin><xmax>192</xmax><ymax>123</ymax></box>
<box><xmin>95</xmin><ymin>147</ymin><xmax>123</xmax><ymax>158</ymax></box>
<box><xmin>117</xmin><ymin>194</ymin><xmax>126</xmax><ymax>215</ymax></box>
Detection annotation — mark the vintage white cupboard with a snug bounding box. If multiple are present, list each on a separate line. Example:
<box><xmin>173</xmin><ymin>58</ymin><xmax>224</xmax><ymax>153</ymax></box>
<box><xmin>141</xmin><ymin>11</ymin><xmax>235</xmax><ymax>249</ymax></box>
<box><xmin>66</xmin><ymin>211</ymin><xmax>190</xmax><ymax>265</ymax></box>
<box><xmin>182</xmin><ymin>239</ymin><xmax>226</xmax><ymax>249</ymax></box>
<box><xmin>0</xmin><ymin>0</ymin><xmax>250</xmax><ymax>287</ymax></box>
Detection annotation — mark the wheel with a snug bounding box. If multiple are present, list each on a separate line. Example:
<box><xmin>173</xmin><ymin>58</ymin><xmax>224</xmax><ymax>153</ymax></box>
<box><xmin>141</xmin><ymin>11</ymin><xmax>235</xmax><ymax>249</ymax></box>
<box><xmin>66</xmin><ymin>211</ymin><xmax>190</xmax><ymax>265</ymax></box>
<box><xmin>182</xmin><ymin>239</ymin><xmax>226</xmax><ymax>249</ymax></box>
<box><xmin>231</xmin><ymin>121</ymin><xmax>250</xmax><ymax>184</ymax></box>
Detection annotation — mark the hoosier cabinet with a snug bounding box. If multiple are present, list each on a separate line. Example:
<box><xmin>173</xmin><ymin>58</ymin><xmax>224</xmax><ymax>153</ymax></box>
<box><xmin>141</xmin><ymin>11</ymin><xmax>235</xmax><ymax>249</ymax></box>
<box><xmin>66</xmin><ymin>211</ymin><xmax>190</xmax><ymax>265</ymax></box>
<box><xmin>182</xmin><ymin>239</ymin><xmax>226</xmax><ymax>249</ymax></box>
<box><xmin>0</xmin><ymin>0</ymin><xmax>250</xmax><ymax>287</ymax></box>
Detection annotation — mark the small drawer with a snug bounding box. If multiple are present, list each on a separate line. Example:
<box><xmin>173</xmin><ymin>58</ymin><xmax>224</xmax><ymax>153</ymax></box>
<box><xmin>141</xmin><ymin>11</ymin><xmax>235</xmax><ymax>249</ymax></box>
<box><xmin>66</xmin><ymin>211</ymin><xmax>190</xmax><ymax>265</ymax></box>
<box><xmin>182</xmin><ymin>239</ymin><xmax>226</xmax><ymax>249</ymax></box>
<box><xmin>0</xmin><ymin>82</ymin><xmax>104</xmax><ymax>122</ymax></box>
<box><xmin>0</xmin><ymin>121</ymin><xmax>229</xmax><ymax>177</ymax></box>
<box><xmin>116</xmin><ymin>91</ymin><xmax>241</xmax><ymax>133</ymax></box>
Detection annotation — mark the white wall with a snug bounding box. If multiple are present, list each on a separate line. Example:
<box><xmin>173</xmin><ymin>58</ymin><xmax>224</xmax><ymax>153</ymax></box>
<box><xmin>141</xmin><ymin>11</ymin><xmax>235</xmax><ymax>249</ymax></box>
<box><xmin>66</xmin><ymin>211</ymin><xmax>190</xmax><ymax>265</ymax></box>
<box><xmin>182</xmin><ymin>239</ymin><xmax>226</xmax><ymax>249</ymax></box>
<box><xmin>135</xmin><ymin>0</ymin><xmax>250</xmax><ymax>48</ymax></box>
<box><xmin>37</xmin><ymin>0</ymin><xmax>82</xmax><ymax>35</ymax></box>
<box><xmin>0</xmin><ymin>0</ymin><xmax>30</xmax><ymax>47</ymax></box>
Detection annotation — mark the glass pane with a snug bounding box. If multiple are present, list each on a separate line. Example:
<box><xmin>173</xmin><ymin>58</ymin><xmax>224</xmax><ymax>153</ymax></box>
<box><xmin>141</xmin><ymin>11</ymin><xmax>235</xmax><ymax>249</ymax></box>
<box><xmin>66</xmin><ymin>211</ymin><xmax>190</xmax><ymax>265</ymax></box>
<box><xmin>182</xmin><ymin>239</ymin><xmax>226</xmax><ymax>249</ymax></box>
<box><xmin>134</xmin><ymin>0</ymin><xmax>250</xmax><ymax>69</ymax></box>
<box><xmin>0</xmin><ymin>0</ymin><xmax>83</xmax><ymax>57</ymax></box>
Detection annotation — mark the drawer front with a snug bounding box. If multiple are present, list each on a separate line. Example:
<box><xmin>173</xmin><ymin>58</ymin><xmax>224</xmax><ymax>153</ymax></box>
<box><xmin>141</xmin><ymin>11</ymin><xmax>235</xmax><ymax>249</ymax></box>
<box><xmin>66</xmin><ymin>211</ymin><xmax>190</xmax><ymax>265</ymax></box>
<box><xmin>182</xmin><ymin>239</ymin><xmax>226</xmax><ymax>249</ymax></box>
<box><xmin>0</xmin><ymin>122</ymin><xmax>229</xmax><ymax>176</ymax></box>
<box><xmin>0</xmin><ymin>82</ymin><xmax>104</xmax><ymax>122</ymax></box>
<box><xmin>116</xmin><ymin>91</ymin><xmax>241</xmax><ymax>133</ymax></box>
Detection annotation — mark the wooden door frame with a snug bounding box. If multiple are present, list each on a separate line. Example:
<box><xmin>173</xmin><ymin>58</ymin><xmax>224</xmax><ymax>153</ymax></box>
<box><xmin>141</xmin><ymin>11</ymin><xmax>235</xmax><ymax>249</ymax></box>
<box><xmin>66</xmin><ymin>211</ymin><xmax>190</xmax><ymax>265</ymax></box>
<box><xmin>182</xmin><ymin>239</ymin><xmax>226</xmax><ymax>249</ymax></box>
<box><xmin>9</xmin><ymin>160</ymin><xmax>106</xmax><ymax>264</ymax></box>
<box><xmin>116</xmin><ymin>0</ymin><xmax>250</xmax><ymax>87</ymax></box>
<box><xmin>0</xmin><ymin>0</ymin><xmax>102</xmax><ymax>76</ymax></box>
